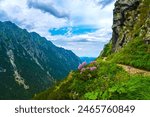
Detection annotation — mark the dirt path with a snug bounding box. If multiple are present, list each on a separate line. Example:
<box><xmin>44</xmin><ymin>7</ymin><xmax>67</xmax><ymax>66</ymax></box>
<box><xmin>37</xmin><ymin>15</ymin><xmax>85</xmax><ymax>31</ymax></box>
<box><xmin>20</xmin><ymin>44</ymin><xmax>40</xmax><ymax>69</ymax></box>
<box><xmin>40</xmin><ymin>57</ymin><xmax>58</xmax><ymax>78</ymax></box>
<box><xmin>102</xmin><ymin>57</ymin><xmax>150</xmax><ymax>76</ymax></box>
<box><xmin>118</xmin><ymin>64</ymin><xmax>150</xmax><ymax>76</ymax></box>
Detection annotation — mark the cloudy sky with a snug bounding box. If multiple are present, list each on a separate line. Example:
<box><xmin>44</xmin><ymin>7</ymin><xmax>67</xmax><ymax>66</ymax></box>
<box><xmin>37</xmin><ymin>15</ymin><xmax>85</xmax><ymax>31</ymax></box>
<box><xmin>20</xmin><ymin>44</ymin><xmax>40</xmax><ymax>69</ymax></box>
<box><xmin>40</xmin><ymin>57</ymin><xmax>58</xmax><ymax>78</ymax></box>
<box><xmin>0</xmin><ymin>0</ymin><xmax>116</xmax><ymax>57</ymax></box>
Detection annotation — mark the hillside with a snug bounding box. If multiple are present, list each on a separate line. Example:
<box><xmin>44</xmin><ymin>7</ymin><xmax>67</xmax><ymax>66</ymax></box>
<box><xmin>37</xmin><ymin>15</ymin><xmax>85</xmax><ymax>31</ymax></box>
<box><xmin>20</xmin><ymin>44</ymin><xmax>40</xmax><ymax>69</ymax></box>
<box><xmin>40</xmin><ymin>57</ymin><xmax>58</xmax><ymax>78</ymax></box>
<box><xmin>0</xmin><ymin>21</ymin><xmax>81</xmax><ymax>99</ymax></box>
<box><xmin>34</xmin><ymin>0</ymin><xmax>150</xmax><ymax>100</ymax></box>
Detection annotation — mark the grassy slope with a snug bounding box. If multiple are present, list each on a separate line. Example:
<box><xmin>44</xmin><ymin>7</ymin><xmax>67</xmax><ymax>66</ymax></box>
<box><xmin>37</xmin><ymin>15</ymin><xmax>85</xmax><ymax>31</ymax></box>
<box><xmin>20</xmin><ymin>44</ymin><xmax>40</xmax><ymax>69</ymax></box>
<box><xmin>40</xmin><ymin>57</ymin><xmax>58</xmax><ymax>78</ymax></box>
<box><xmin>108</xmin><ymin>37</ymin><xmax>150</xmax><ymax>70</ymax></box>
<box><xmin>33</xmin><ymin>60</ymin><xmax>150</xmax><ymax>100</ymax></box>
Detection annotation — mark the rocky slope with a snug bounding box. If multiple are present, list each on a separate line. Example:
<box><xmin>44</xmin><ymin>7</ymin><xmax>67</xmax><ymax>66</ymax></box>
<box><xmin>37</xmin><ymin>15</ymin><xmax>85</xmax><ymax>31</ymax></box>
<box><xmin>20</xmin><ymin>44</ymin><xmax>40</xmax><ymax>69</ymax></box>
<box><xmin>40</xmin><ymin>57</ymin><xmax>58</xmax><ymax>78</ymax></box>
<box><xmin>0</xmin><ymin>21</ymin><xmax>81</xmax><ymax>99</ymax></box>
<box><xmin>112</xmin><ymin>0</ymin><xmax>149</xmax><ymax>52</ymax></box>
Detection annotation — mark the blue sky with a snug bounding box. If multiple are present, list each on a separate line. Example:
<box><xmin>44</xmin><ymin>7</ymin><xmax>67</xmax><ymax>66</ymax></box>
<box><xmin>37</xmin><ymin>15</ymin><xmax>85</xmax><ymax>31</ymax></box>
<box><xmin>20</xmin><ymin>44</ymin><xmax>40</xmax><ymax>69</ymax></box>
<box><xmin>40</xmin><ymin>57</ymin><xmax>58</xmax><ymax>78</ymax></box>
<box><xmin>49</xmin><ymin>25</ymin><xmax>99</xmax><ymax>36</ymax></box>
<box><xmin>0</xmin><ymin>0</ymin><xmax>116</xmax><ymax>57</ymax></box>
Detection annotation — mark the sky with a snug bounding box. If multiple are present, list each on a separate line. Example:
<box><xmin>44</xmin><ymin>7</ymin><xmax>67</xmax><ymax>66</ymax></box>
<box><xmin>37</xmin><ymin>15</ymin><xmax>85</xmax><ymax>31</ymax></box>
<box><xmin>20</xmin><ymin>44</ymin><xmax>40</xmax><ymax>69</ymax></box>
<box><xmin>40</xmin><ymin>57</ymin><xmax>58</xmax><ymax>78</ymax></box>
<box><xmin>0</xmin><ymin>0</ymin><xmax>116</xmax><ymax>57</ymax></box>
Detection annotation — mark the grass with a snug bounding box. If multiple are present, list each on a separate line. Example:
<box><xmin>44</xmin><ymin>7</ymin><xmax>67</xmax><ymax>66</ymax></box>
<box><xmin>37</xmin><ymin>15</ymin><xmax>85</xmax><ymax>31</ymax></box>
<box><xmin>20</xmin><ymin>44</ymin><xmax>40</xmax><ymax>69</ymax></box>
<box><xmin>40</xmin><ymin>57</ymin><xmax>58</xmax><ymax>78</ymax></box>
<box><xmin>33</xmin><ymin>60</ymin><xmax>150</xmax><ymax>100</ymax></box>
<box><xmin>110</xmin><ymin>37</ymin><xmax>150</xmax><ymax>71</ymax></box>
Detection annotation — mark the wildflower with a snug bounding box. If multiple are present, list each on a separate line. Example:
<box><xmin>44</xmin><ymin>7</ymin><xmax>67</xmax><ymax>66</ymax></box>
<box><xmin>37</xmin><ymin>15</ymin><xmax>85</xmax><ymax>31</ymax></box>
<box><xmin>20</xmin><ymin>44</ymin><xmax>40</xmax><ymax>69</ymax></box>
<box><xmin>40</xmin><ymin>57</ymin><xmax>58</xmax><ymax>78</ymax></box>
<box><xmin>81</xmin><ymin>68</ymin><xmax>86</xmax><ymax>72</ymax></box>
<box><xmin>78</xmin><ymin>62</ymin><xmax>87</xmax><ymax>70</ymax></box>
<box><xmin>78</xmin><ymin>64</ymin><xmax>83</xmax><ymax>70</ymax></box>
<box><xmin>90</xmin><ymin>61</ymin><xmax>97</xmax><ymax>64</ymax></box>
<box><xmin>90</xmin><ymin>66</ymin><xmax>97</xmax><ymax>71</ymax></box>
<box><xmin>82</xmin><ymin>62</ymin><xmax>87</xmax><ymax>66</ymax></box>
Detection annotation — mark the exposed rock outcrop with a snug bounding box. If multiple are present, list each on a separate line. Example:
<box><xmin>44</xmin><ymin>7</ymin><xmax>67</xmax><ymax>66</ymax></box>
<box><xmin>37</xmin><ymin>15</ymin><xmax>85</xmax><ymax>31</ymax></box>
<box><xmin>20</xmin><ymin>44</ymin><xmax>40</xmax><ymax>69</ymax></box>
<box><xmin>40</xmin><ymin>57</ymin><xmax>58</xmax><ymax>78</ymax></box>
<box><xmin>112</xmin><ymin>0</ymin><xmax>150</xmax><ymax>52</ymax></box>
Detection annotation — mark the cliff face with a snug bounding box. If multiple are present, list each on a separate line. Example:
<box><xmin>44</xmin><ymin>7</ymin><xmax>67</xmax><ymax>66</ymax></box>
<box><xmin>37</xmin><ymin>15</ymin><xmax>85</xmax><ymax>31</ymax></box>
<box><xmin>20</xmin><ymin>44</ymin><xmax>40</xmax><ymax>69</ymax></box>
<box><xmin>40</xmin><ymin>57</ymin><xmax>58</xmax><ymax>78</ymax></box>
<box><xmin>0</xmin><ymin>21</ymin><xmax>81</xmax><ymax>99</ymax></box>
<box><xmin>101</xmin><ymin>0</ymin><xmax>150</xmax><ymax>70</ymax></box>
<box><xmin>112</xmin><ymin>0</ymin><xmax>150</xmax><ymax>52</ymax></box>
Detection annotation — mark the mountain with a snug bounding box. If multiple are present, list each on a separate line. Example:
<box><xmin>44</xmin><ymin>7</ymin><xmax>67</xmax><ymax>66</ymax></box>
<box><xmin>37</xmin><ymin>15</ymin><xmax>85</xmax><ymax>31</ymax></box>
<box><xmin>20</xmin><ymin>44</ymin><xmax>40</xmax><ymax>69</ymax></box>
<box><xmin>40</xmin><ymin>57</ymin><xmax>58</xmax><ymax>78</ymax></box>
<box><xmin>34</xmin><ymin>0</ymin><xmax>150</xmax><ymax>100</ymax></box>
<box><xmin>80</xmin><ymin>57</ymin><xmax>96</xmax><ymax>64</ymax></box>
<box><xmin>0</xmin><ymin>21</ymin><xmax>81</xmax><ymax>99</ymax></box>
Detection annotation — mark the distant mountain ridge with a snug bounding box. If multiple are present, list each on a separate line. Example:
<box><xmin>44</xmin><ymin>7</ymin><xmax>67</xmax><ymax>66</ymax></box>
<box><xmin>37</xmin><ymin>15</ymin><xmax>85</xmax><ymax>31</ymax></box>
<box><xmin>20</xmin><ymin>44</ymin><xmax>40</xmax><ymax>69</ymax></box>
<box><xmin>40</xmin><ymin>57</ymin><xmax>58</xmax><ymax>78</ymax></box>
<box><xmin>0</xmin><ymin>21</ymin><xmax>81</xmax><ymax>99</ymax></box>
<box><xmin>80</xmin><ymin>57</ymin><xmax>96</xmax><ymax>64</ymax></box>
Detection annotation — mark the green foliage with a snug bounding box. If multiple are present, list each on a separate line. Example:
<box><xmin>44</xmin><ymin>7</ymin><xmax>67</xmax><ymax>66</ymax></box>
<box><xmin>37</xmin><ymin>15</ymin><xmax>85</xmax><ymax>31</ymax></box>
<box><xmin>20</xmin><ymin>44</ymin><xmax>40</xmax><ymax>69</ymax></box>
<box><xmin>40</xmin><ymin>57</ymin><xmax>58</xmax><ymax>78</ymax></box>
<box><xmin>84</xmin><ymin>91</ymin><xmax>99</xmax><ymax>100</ymax></box>
<box><xmin>101</xmin><ymin>41</ymin><xmax>112</xmax><ymax>57</ymax></box>
<box><xmin>111</xmin><ymin>37</ymin><xmax>150</xmax><ymax>70</ymax></box>
<box><xmin>33</xmin><ymin>60</ymin><xmax>150</xmax><ymax>100</ymax></box>
<box><xmin>34</xmin><ymin>79</ymin><xmax>73</xmax><ymax>100</ymax></box>
<box><xmin>108</xmin><ymin>75</ymin><xmax>150</xmax><ymax>100</ymax></box>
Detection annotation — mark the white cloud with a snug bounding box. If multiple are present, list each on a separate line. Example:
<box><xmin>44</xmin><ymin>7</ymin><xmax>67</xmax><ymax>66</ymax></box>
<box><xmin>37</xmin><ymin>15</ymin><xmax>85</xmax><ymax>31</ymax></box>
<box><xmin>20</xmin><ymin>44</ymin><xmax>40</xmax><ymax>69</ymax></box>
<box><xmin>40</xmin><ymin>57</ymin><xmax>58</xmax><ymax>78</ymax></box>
<box><xmin>27</xmin><ymin>0</ymin><xmax>69</xmax><ymax>19</ymax></box>
<box><xmin>0</xmin><ymin>0</ymin><xmax>67</xmax><ymax>35</ymax></box>
<box><xmin>0</xmin><ymin>0</ymin><xmax>116</xmax><ymax>57</ymax></box>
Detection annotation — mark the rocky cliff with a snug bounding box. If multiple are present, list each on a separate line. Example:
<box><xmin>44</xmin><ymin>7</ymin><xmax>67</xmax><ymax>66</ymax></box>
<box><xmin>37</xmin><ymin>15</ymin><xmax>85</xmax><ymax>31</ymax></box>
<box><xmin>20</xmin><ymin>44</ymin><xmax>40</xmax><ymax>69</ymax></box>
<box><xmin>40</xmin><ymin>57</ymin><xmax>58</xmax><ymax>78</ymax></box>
<box><xmin>101</xmin><ymin>0</ymin><xmax>150</xmax><ymax>70</ymax></box>
<box><xmin>0</xmin><ymin>21</ymin><xmax>81</xmax><ymax>99</ymax></box>
<box><xmin>112</xmin><ymin>0</ymin><xmax>150</xmax><ymax>51</ymax></box>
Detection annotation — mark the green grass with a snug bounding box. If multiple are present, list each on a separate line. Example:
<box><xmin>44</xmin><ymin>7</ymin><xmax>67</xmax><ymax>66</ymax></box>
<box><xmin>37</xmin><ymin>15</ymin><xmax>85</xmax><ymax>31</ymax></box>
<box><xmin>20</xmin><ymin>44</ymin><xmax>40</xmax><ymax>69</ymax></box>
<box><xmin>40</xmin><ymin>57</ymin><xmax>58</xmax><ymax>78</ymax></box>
<box><xmin>110</xmin><ymin>37</ymin><xmax>150</xmax><ymax>70</ymax></box>
<box><xmin>109</xmin><ymin>75</ymin><xmax>150</xmax><ymax>100</ymax></box>
<box><xmin>33</xmin><ymin>60</ymin><xmax>150</xmax><ymax>100</ymax></box>
<box><xmin>100</xmin><ymin>41</ymin><xmax>113</xmax><ymax>57</ymax></box>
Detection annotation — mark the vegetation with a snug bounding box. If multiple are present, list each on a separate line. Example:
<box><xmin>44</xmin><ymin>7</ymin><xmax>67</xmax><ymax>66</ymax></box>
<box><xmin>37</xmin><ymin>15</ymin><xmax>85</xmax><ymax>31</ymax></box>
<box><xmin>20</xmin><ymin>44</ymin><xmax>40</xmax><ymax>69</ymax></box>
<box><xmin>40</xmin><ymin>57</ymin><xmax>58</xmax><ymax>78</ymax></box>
<box><xmin>34</xmin><ymin>60</ymin><xmax>150</xmax><ymax>100</ymax></box>
<box><xmin>109</xmin><ymin>37</ymin><xmax>150</xmax><ymax>71</ymax></box>
<box><xmin>100</xmin><ymin>40</ymin><xmax>113</xmax><ymax>57</ymax></box>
